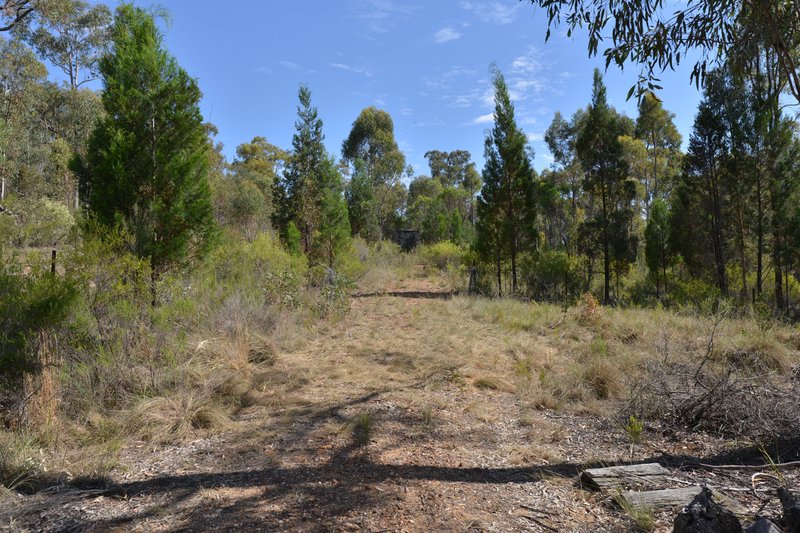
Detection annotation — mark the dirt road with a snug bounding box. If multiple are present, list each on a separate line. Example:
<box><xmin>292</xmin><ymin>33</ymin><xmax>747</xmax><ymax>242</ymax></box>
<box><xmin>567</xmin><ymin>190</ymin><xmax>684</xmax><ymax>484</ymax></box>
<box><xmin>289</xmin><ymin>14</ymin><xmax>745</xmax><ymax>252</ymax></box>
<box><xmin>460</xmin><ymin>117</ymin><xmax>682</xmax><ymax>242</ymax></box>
<box><xmin>5</xmin><ymin>286</ymin><xmax>793</xmax><ymax>532</ymax></box>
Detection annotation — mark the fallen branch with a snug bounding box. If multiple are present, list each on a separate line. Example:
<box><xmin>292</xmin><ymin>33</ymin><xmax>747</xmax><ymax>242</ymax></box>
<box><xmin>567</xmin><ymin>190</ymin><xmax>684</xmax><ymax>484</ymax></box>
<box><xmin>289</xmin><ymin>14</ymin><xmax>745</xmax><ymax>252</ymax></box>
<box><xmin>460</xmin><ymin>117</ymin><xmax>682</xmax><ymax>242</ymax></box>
<box><xmin>684</xmin><ymin>460</ymin><xmax>800</xmax><ymax>471</ymax></box>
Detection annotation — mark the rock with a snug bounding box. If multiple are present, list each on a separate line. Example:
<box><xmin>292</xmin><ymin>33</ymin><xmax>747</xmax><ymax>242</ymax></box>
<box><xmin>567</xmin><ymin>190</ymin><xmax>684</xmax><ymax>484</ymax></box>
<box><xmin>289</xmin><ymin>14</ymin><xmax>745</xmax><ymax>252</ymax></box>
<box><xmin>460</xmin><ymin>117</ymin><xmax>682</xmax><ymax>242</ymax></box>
<box><xmin>745</xmin><ymin>518</ymin><xmax>780</xmax><ymax>533</ymax></box>
<box><xmin>778</xmin><ymin>487</ymin><xmax>800</xmax><ymax>533</ymax></box>
<box><xmin>673</xmin><ymin>487</ymin><xmax>742</xmax><ymax>533</ymax></box>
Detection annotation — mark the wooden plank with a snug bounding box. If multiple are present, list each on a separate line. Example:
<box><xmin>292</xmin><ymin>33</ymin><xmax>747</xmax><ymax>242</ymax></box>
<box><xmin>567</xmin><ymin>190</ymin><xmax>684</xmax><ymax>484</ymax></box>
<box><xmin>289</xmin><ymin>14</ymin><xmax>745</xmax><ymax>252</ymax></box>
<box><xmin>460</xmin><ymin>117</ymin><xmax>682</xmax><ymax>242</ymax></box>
<box><xmin>619</xmin><ymin>487</ymin><xmax>704</xmax><ymax>510</ymax></box>
<box><xmin>620</xmin><ymin>487</ymin><xmax>746</xmax><ymax>513</ymax></box>
<box><xmin>579</xmin><ymin>463</ymin><xmax>669</xmax><ymax>490</ymax></box>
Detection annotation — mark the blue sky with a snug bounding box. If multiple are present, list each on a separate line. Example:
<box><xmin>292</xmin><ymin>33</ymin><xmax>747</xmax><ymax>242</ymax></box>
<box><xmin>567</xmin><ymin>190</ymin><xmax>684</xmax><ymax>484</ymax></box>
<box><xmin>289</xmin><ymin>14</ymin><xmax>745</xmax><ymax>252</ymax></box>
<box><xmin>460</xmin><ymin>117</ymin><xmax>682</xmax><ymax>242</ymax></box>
<box><xmin>104</xmin><ymin>0</ymin><xmax>706</xmax><ymax>177</ymax></box>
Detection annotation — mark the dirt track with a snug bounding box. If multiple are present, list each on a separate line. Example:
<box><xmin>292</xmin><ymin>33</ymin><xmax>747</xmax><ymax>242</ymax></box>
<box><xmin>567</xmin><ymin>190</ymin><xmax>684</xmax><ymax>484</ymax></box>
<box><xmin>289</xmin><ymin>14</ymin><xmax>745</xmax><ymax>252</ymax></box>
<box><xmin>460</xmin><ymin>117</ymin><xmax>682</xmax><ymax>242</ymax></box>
<box><xmin>5</xmin><ymin>284</ymin><xmax>798</xmax><ymax>532</ymax></box>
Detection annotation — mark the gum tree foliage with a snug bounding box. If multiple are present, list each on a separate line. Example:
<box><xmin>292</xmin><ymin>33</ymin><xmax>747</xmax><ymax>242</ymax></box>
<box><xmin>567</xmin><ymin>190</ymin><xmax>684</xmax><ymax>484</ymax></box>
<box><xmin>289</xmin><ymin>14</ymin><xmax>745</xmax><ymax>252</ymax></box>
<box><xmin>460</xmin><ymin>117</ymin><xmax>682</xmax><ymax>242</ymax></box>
<box><xmin>218</xmin><ymin>136</ymin><xmax>287</xmax><ymax>237</ymax></box>
<box><xmin>0</xmin><ymin>0</ymin><xmax>34</xmax><ymax>32</ymax></box>
<box><xmin>424</xmin><ymin>149</ymin><xmax>481</xmax><ymax>226</ymax></box>
<box><xmin>73</xmin><ymin>5</ymin><xmax>216</xmax><ymax>302</ymax></box>
<box><xmin>529</xmin><ymin>1</ymin><xmax>800</xmax><ymax>103</ymax></box>
<box><xmin>342</xmin><ymin>107</ymin><xmax>407</xmax><ymax>242</ymax></box>
<box><xmin>635</xmin><ymin>91</ymin><xmax>682</xmax><ymax>217</ymax></box>
<box><xmin>543</xmin><ymin>110</ymin><xmax>586</xmax><ymax>257</ymax></box>
<box><xmin>15</xmin><ymin>0</ymin><xmax>111</xmax><ymax>89</ymax></box>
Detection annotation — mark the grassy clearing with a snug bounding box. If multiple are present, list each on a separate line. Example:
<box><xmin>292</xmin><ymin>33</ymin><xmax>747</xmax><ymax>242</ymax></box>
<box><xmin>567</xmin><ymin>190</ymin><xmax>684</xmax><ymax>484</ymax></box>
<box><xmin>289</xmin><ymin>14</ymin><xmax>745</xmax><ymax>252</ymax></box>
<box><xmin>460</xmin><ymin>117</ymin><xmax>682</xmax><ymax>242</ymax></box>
<box><xmin>2</xmin><ymin>239</ymin><xmax>799</xmax><ymax>505</ymax></box>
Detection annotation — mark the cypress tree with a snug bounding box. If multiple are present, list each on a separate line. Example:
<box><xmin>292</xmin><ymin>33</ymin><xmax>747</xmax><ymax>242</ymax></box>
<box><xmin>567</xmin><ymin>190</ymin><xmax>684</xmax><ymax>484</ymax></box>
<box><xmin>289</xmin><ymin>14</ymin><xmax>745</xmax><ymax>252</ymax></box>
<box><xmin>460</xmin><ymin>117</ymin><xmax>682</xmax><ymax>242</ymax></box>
<box><xmin>576</xmin><ymin>69</ymin><xmax>635</xmax><ymax>304</ymax></box>
<box><xmin>314</xmin><ymin>157</ymin><xmax>351</xmax><ymax>268</ymax></box>
<box><xmin>476</xmin><ymin>67</ymin><xmax>536</xmax><ymax>295</ymax></box>
<box><xmin>74</xmin><ymin>5</ymin><xmax>216</xmax><ymax>305</ymax></box>
<box><xmin>272</xmin><ymin>85</ymin><xmax>328</xmax><ymax>254</ymax></box>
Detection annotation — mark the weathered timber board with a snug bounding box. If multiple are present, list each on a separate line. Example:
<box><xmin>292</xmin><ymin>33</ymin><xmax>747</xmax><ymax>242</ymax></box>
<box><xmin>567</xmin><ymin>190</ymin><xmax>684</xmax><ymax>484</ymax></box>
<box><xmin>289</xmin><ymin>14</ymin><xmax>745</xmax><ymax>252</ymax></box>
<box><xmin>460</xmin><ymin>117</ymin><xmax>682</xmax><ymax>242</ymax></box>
<box><xmin>620</xmin><ymin>487</ymin><xmax>745</xmax><ymax>513</ymax></box>
<box><xmin>580</xmin><ymin>463</ymin><xmax>669</xmax><ymax>490</ymax></box>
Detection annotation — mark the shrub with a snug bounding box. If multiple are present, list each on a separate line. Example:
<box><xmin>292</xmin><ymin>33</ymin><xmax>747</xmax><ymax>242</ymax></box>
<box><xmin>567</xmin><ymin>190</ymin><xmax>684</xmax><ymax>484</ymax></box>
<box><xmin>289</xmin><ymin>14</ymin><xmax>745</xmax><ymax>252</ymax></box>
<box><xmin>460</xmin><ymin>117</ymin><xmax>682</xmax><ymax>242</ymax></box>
<box><xmin>351</xmin><ymin>412</ymin><xmax>373</xmax><ymax>446</ymax></box>
<box><xmin>420</xmin><ymin>241</ymin><xmax>463</xmax><ymax>270</ymax></box>
<box><xmin>0</xmin><ymin>196</ymin><xmax>76</xmax><ymax>247</ymax></box>
<box><xmin>520</xmin><ymin>250</ymin><xmax>581</xmax><ymax>302</ymax></box>
<box><xmin>0</xmin><ymin>252</ymin><xmax>77</xmax><ymax>413</ymax></box>
<box><xmin>625</xmin><ymin>415</ymin><xmax>644</xmax><ymax>444</ymax></box>
<box><xmin>313</xmin><ymin>268</ymin><xmax>353</xmax><ymax>319</ymax></box>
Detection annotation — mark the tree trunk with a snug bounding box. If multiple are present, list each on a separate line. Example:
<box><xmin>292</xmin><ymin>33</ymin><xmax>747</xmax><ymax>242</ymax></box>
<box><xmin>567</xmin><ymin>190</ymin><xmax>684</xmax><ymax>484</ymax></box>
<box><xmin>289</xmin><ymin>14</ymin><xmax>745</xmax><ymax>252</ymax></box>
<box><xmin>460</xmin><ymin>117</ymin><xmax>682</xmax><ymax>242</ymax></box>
<box><xmin>20</xmin><ymin>330</ymin><xmax>59</xmax><ymax>429</ymax></box>
<box><xmin>150</xmin><ymin>254</ymin><xmax>158</xmax><ymax>308</ymax></box>
<box><xmin>496</xmin><ymin>254</ymin><xmax>502</xmax><ymax>298</ymax></box>
<box><xmin>709</xmin><ymin>166</ymin><xmax>727</xmax><ymax>296</ymax></box>
<box><xmin>736</xmin><ymin>202</ymin><xmax>748</xmax><ymax>301</ymax></box>
<box><xmin>601</xmin><ymin>179</ymin><xmax>611</xmax><ymax>304</ymax></box>
<box><xmin>510</xmin><ymin>239</ymin><xmax>517</xmax><ymax>296</ymax></box>
<box><xmin>773</xmin><ymin>228</ymin><xmax>785</xmax><ymax>313</ymax></box>
<box><xmin>756</xmin><ymin>172</ymin><xmax>764</xmax><ymax>297</ymax></box>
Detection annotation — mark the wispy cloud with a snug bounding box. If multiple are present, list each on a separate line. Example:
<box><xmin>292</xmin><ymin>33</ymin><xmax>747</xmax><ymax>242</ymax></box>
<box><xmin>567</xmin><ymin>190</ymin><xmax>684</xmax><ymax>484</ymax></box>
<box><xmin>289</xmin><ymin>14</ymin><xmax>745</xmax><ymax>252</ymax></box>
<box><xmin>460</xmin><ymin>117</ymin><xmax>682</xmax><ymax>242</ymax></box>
<box><xmin>511</xmin><ymin>54</ymin><xmax>541</xmax><ymax>75</ymax></box>
<box><xmin>527</xmin><ymin>132</ymin><xmax>544</xmax><ymax>142</ymax></box>
<box><xmin>434</xmin><ymin>27</ymin><xmax>462</xmax><ymax>43</ymax></box>
<box><xmin>278</xmin><ymin>60</ymin><xmax>301</xmax><ymax>70</ymax></box>
<box><xmin>458</xmin><ymin>1</ymin><xmax>521</xmax><ymax>24</ymax></box>
<box><xmin>468</xmin><ymin>112</ymin><xmax>494</xmax><ymax>125</ymax></box>
<box><xmin>423</xmin><ymin>65</ymin><xmax>477</xmax><ymax>92</ymax></box>
<box><xmin>506</xmin><ymin>46</ymin><xmax>548</xmax><ymax>101</ymax></box>
<box><xmin>351</xmin><ymin>0</ymin><xmax>417</xmax><ymax>34</ymax></box>
<box><xmin>538</xmin><ymin>152</ymin><xmax>555</xmax><ymax>165</ymax></box>
<box><xmin>450</xmin><ymin>85</ymin><xmax>494</xmax><ymax>109</ymax></box>
<box><xmin>330</xmin><ymin>63</ymin><xmax>375</xmax><ymax>77</ymax></box>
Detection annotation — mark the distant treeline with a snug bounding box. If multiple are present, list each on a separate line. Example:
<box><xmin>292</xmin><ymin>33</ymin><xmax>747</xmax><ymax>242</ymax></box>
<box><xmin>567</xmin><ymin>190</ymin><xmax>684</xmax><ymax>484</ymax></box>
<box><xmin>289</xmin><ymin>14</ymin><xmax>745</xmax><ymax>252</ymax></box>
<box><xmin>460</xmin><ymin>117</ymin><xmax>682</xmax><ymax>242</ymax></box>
<box><xmin>2</xmin><ymin>2</ymin><xmax>799</xmax><ymax>314</ymax></box>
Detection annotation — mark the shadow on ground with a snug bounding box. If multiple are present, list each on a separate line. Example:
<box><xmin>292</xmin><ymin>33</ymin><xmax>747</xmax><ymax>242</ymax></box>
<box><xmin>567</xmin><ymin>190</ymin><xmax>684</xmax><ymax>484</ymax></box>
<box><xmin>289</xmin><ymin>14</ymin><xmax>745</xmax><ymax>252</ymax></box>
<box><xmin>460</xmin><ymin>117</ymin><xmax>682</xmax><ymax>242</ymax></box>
<box><xmin>6</xmin><ymin>384</ymin><xmax>800</xmax><ymax>531</ymax></box>
<box><xmin>352</xmin><ymin>290</ymin><xmax>455</xmax><ymax>299</ymax></box>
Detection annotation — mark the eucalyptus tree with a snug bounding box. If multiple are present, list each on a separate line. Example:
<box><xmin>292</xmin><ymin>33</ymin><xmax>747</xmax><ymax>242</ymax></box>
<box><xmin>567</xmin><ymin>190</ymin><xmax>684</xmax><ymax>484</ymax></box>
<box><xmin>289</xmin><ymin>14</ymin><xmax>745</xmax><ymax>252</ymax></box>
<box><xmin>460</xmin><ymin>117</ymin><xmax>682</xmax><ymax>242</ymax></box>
<box><xmin>635</xmin><ymin>92</ymin><xmax>682</xmax><ymax>217</ymax></box>
<box><xmin>17</xmin><ymin>0</ymin><xmax>111</xmax><ymax>89</ymax></box>
<box><xmin>529</xmin><ymin>1</ymin><xmax>800</xmax><ymax>103</ymax></box>
<box><xmin>342</xmin><ymin>107</ymin><xmax>407</xmax><ymax>241</ymax></box>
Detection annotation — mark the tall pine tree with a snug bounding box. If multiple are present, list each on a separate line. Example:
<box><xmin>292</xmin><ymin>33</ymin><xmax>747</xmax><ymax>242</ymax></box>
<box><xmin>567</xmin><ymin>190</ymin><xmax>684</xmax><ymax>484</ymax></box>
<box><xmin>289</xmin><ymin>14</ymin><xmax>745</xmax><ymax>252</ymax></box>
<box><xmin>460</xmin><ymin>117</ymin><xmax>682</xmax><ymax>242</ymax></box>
<box><xmin>272</xmin><ymin>85</ymin><xmax>328</xmax><ymax>254</ymax></box>
<box><xmin>73</xmin><ymin>4</ymin><xmax>216</xmax><ymax>305</ymax></box>
<box><xmin>476</xmin><ymin>67</ymin><xmax>536</xmax><ymax>295</ymax></box>
<box><xmin>576</xmin><ymin>69</ymin><xmax>636</xmax><ymax>304</ymax></box>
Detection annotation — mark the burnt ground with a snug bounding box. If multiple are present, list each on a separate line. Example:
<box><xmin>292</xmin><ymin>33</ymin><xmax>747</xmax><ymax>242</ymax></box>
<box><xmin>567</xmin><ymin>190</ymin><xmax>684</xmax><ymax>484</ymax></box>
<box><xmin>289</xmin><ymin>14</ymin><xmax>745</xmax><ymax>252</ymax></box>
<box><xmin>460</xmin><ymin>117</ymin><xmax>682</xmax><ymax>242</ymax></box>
<box><xmin>3</xmin><ymin>279</ymin><xmax>799</xmax><ymax>532</ymax></box>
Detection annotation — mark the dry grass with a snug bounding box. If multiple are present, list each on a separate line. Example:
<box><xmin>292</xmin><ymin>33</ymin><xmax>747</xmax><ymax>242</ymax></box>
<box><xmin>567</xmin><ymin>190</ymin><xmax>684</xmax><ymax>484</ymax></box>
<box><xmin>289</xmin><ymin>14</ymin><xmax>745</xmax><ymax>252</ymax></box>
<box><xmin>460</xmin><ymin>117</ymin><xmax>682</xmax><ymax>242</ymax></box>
<box><xmin>5</xmin><ymin>254</ymin><xmax>800</xmax><ymax>505</ymax></box>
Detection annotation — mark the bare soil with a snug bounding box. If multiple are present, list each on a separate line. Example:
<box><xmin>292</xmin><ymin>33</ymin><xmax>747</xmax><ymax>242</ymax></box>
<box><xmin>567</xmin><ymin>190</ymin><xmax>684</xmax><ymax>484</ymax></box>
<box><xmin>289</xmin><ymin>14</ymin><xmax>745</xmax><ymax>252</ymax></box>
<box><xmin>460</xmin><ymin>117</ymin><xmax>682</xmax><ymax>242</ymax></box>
<box><xmin>3</xmin><ymin>276</ymin><xmax>799</xmax><ymax>532</ymax></box>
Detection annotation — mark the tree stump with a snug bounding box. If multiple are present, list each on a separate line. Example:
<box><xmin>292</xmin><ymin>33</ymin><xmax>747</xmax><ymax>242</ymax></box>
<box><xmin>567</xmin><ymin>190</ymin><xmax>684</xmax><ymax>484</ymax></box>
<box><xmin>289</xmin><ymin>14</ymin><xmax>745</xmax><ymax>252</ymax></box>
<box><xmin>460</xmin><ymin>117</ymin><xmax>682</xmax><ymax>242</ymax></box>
<box><xmin>20</xmin><ymin>330</ymin><xmax>59</xmax><ymax>428</ymax></box>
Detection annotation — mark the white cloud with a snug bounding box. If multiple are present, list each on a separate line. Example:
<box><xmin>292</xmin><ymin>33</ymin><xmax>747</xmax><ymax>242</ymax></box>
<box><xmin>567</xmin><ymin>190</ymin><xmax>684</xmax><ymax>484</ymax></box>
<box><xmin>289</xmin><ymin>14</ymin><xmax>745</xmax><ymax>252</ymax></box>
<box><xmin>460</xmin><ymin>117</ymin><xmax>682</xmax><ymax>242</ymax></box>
<box><xmin>538</xmin><ymin>153</ymin><xmax>555</xmax><ymax>166</ymax></box>
<box><xmin>468</xmin><ymin>113</ymin><xmax>494</xmax><ymax>125</ymax></box>
<box><xmin>278</xmin><ymin>60</ymin><xmax>301</xmax><ymax>70</ymax></box>
<box><xmin>458</xmin><ymin>1</ymin><xmax>521</xmax><ymax>24</ymax></box>
<box><xmin>330</xmin><ymin>63</ymin><xmax>375</xmax><ymax>77</ymax></box>
<box><xmin>351</xmin><ymin>0</ymin><xmax>417</xmax><ymax>34</ymax></box>
<box><xmin>423</xmin><ymin>65</ymin><xmax>477</xmax><ymax>91</ymax></box>
<box><xmin>434</xmin><ymin>27</ymin><xmax>462</xmax><ymax>43</ymax></box>
<box><xmin>527</xmin><ymin>132</ymin><xmax>544</xmax><ymax>142</ymax></box>
<box><xmin>511</xmin><ymin>55</ymin><xmax>540</xmax><ymax>75</ymax></box>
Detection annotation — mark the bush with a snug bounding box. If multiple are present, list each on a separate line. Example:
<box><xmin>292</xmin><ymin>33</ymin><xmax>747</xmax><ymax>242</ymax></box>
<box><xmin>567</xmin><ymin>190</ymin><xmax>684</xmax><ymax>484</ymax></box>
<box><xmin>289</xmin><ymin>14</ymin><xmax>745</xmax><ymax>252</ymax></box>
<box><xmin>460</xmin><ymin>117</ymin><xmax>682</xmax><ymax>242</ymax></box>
<box><xmin>0</xmin><ymin>196</ymin><xmax>76</xmax><ymax>247</ymax></box>
<box><xmin>0</xmin><ymin>252</ymin><xmax>77</xmax><ymax>408</ymax></box>
<box><xmin>420</xmin><ymin>241</ymin><xmax>463</xmax><ymax>270</ymax></box>
<box><xmin>520</xmin><ymin>250</ymin><xmax>581</xmax><ymax>302</ymax></box>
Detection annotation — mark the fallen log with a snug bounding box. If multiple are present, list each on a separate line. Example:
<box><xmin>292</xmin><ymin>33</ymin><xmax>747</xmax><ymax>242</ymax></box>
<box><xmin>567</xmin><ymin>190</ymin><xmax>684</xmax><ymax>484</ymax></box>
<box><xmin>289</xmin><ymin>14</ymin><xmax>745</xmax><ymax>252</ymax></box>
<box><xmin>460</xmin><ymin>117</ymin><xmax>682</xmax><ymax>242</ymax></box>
<box><xmin>620</xmin><ymin>486</ymin><xmax>744</xmax><ymax>514</ymax></box>
<box><xmin>580</xmin><ymin>463</ymin><xmax>669</xmax><ymax>490</ymax></box>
